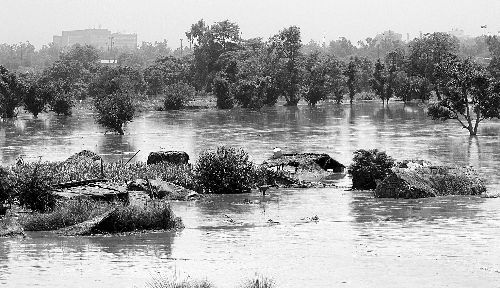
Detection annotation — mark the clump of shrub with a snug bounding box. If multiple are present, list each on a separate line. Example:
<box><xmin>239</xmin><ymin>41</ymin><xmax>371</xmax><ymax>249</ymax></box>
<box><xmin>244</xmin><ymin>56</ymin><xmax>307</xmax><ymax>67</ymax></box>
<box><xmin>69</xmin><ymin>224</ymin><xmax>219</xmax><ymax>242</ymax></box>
<box><xmin>0</xmin><ymin>167</ymin><xmax>15</xmax><ymax>206</ymax></box>
<box><xmin>240</xmin><ymin>275</ymin><xmax>276</xmax><ymax>288</ymax></box>
<box><xmin>13</xmin><ymin>162</ymin><xmax>56</xmax><ymax>212</ymax></box>
<box><xmin>93</xmin><ymin>92</ymin><xmax>135</xmax><ymax>135</ymax></box>
<box><xmin>20</xmin><ymin>199</ymin><xmax>110</xmax><ymax>231</ymax></box>
<box><xmin>147</xmin><ymin>275</ymin><xmax>215</xmax><ymax>288</ymax></box>
<box><xmin>348</xmin><ymin>149</ymin><xmax>395</xmax><ymax>190</ymax></box>
<box><xmin>195</xmin><ymin>146</ymin><xmax>255</xmax><ymax>194</ymax></box>
<box><xmin>96</xmin><ymin>201</ymin><xmax>182</xmax><ymax>233</ymax></box>
<box><xmin>163</xmin><ymin>82</ymin><xmax>195</xmax><ymax>110</ymax></box>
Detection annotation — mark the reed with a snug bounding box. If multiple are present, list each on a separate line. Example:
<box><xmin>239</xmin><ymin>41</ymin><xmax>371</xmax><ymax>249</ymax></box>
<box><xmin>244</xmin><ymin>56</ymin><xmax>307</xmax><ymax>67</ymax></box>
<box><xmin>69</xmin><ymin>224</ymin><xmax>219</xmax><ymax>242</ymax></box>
<box><xmin>95</xmin><ymin>201</ymin><xmax>182</xmax><ymax>233</ymax></box>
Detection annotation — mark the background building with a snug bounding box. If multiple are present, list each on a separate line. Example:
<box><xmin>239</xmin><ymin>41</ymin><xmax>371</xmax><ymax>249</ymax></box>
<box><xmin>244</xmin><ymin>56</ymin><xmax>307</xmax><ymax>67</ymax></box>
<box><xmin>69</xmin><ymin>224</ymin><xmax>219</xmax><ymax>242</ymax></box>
<box><xmin>53</xmin><ymin>29</ymin><xmax>137</xmax><ymax>50</ymax></box>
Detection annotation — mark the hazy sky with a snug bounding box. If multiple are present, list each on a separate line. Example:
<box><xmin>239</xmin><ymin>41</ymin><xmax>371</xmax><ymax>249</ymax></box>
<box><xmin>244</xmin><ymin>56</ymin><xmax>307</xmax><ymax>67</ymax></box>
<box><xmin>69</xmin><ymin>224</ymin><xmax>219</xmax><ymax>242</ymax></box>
<box><xmin>1</xmin><ymin>0</ymin><xmax>499</xmax><ymax>49</ymax></box>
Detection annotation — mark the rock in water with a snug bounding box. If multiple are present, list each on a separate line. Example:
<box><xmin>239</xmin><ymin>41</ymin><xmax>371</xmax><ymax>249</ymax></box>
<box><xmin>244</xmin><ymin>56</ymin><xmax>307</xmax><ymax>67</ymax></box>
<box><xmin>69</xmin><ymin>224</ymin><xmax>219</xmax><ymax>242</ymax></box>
<box><xmin>147</xmin><ymin>151</ymin><xmax>189</xmax><ymax>165</ymax></box>
<box><xmin>375</xmin><ymin>166</ymin><xmax>486</xmax><ymax>199</ymax></box>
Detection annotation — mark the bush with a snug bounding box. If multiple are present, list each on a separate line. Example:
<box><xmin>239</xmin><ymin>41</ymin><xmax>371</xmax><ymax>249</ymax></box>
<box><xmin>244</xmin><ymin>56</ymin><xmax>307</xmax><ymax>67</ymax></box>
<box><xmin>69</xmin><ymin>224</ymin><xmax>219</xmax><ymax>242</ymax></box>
<box><xmin>14</xmin><ymin>162</ymin><xmax>56</xmax><ymax>212</ymax></box>
<box><xmin>163</xmin><ymin>82</ymin><xmax>195</xmax><ymax>110</ymax></box>
<box><xmin>195</xmin><ymin>146</ymin><xmax>255</xmax><ymax>194</ymax></box>
<box><xmin>20</xmin><ymin>199</ymin><xmax>110</xmax><ymax>231</ymax></box>
<box><xmin>213</xmin><ymin>74</ymin><xmax>233</xmax><ymax>109</ymax></box>
<box><xmin>93</xmin><ymin>92</ymin><xmax>135</xmax><ymax>134</ymax></box>
<box><xmin>0</xmin><ymin>167</ymin><xmax>15</xmax><ymax>206</ymax></box>
<box><xmin>348</xmin><ymin>149</ymin><xmax>395</xmax><ymax>190</ymax></box>
<box><xmin>96</xmin><ymin>202</ymin><xmax>181</xmax><ymax>233</ymax></box>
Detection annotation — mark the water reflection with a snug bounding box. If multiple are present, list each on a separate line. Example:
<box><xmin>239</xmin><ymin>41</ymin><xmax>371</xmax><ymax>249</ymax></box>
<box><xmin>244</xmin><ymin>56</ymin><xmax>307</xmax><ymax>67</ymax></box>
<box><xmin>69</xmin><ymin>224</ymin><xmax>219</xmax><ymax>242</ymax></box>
<box><xmin>349</xmin><ymin>191</ymin><xmax>484</xmax><ymax>223</ymax></box>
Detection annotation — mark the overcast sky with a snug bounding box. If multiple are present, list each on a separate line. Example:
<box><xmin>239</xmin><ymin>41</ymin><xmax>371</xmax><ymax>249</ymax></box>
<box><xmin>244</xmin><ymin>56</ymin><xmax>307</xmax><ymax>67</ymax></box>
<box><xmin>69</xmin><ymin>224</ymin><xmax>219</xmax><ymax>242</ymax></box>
<box><xmin>1</xmin><ymin>0</ymin><xmax>499</xmax><ymax>49</ymax></box>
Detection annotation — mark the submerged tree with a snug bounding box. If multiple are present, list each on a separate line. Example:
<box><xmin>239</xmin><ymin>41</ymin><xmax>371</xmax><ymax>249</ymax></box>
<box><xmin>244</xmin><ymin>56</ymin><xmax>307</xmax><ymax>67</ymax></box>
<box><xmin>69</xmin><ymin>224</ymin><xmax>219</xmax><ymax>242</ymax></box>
<box><xmin>269</xmin><ymin>26</ymin><xmax>303</xmax><ymax>106</ymax></box>
<box><xmin>427</xmin><ymin>58</ymin><xmax>500</xmax><ymax>136</ymax></box>
<box><xmin>344</xmin><ymin>58</ymin><xmax>358</xmax><ymax>104</ymax></box>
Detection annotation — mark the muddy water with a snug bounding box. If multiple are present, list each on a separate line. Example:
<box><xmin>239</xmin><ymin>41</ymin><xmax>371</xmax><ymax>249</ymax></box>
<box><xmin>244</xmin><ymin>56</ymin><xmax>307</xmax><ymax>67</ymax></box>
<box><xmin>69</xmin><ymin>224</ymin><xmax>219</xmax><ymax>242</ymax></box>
<box><xmin>1</xmin><ymin>102</ymin><xmax>500</xmax><ymax>287</ymax></box>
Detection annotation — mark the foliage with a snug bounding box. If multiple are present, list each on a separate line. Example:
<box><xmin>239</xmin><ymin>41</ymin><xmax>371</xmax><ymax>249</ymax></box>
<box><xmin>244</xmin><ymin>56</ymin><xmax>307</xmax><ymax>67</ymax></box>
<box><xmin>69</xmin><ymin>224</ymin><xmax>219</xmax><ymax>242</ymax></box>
<box><xmin>20</xmin><ymin>199</ymin><xmax>111</xmax><ymax>231</ymax></box>
<box><xmin>49</xmin><ymin>90</ymin><xmax>74</xmax><ymax>116</ymax></box>
<box><xmin>344</xmin><ymin>58</ymin><xmax>357</xmax><ymax>104</ymax></box>
<box><xmin>96</xmin><ymin>201</ymin><xmax>181</xmax><ymax>233</ymax></box>
<box><xmin>163</xmin><ymin>82</ymin><xmax>195</xmax><ymax>110</ymax></box>
<box><xmin>269</xmin><ymin>26</ymin><xmax>303</xmax><ymax>106</ymax></box>
<box><xmin>42</xmin><ymin>44</ymin><xmax>99</xmax><ymax>101</ymax></box>
<box><xmin>486</xmin><ymin>36</ymin><xmax>500</xmax><ymax>79</ymax></box>
<box><xmin>194</xmin><ymin>146</ymin><xmax>255</xmax><ymax>194</ymax></box>
<box><xmin>0</xmin><ymin>66</ymin><xmax>23</xmax><ymax>118</ymax></box>
<box><xmin>428</xmin><ymin>58</ymin><xmax>500</xmax><ymax>136</ymax></box>
<box><xmin>18</xmin><ymin>73</ymin><xmax>48</xmax><ymax>118</ymax></box>
<box><xmin>186</xmin><ymin>19</ymin><xmax>241</xmax><ymax>91</ymax></box>
<box><xmin>90</xmin><ymin>65</ymin><xmax>145</xmax><ymax>97</ymax></box>
<box><xmin>232</xmin><ymin>77</ymin><xmax>269</xmax><ymax>109</ymax></box>
<box><xmin>213</xmin><ymin>73</ymin><xmax>233</xmax><ymax>109</ymax></box>
<box><xmin>348</xmin><ymin>149</ymin><xmax>395</xmax><ymax>190</ymax></box>
<box><xmin>13</xmin><ymin>161</ymin><xmax>56</xmax><ymax>212</ymax></box>
<box><xmin>144</xmin><ymin>56</ymin><xmax>191</xmax><ymax>95</ymax></box>
<box><xmin>406</xmin><ymin>32</ymin><xmax>459</xmax><ymax>99</ymax></box>
<box><xmin>430</xmin><ymin>167</ymin><xmax>486</xmax><ymax>196</ymax></box>
<box><xmin>225</xmin><ymin>41</ymin><xmax>280</xmax><ymax>108</ymax></box>
<box><xmin>93</xmin><ymin>91</ymin><xmax>135</xmax><ymax>135</ymax></box>
<box><xmin>370</xmin><ymin>59</ymin><xmax>388</xmax><ymax>103</ymax></box>
<box><xmin>0</xmin><ymin>167</ymin><xmax>15</xmax><ymax>205</ymax></box>
<box><xmin>303</xmin><ymin>52</ymin><xmax>346</xmax><ymax>105</ymax></box>
<box><xmin>393</xmin><ymin>73</ymin><xmax>431</xmax><ymax>102</ymax></box>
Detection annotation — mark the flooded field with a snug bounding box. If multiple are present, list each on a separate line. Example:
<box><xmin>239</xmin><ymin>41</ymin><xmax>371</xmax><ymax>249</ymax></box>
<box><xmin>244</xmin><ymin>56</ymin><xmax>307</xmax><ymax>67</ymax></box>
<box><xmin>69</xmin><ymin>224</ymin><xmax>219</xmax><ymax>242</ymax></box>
<box><xmin>1</xmin><ymin>102</ymin><xmax>500</xmax><ymax>287</ymax></box>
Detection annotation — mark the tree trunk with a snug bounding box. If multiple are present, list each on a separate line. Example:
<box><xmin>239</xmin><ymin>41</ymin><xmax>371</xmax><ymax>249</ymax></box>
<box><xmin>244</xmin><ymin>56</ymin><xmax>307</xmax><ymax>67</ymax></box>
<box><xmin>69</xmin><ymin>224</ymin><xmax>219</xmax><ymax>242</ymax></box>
<box><xmin>435</xmin><ymin>85</ymin><xmax>442</xmax><ymax>101</ymax></box>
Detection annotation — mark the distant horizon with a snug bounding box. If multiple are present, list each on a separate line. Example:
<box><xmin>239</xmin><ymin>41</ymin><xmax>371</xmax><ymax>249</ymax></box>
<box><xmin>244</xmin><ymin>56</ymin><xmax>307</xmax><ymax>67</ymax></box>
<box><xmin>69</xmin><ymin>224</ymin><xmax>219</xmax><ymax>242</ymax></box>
<box><xmin>2</xmin><ymin>0</ymin><xmax>499</xmax><ymax>49</ymax></box>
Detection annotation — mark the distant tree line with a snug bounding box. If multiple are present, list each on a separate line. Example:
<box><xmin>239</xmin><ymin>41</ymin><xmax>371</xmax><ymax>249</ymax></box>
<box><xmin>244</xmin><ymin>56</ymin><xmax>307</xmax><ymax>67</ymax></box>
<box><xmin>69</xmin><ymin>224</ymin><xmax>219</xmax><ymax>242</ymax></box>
<box><xmin>1</xmin><ymin>20</ymin><xmax>500</xmax><ymax>135</ymax></box>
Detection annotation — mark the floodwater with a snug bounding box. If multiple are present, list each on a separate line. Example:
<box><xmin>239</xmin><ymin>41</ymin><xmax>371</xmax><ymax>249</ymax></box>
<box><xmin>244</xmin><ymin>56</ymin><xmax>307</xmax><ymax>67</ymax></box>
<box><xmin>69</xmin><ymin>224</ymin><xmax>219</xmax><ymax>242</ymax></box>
<box><xmin>1</xmin><ymin>102</ymin><xmax>500</xmax><ymax>287</ymax></box>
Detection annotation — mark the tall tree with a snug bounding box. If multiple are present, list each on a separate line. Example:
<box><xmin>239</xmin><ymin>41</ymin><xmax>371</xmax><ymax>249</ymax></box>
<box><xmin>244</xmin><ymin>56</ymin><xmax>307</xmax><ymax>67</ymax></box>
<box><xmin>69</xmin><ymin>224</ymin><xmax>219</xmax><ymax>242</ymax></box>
<box><xmin>344</xmin><ymin>58</ymin><xmax>358</xmax><ymax>104</ymax></box>
<box><xmin>407</xmin><ymin>32</ymin><xmax>459</xmax><ymax>100</ymax></box>
<box><xmin>269</xmin><ymin>26</ymin><xmax>303</xmax><ymax>106</ymax></box>
<box><xmin>186</xmin><ymin>19</ymin><xmax>241</xmax><ymax>91</ymax></box>
<box><xmin>370</xmin><ymin>59</ymin><xmax>387</xmax><ymax>104</ymax></box>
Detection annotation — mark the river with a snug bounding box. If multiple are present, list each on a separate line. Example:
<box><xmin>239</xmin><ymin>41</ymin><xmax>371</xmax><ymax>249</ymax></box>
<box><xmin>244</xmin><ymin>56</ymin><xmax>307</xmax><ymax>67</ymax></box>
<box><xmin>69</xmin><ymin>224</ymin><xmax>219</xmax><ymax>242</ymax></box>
<box><xmin>1</xmin><ymin>102</ymin><xmax>499</xmax><ymax>287</ymax></box>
